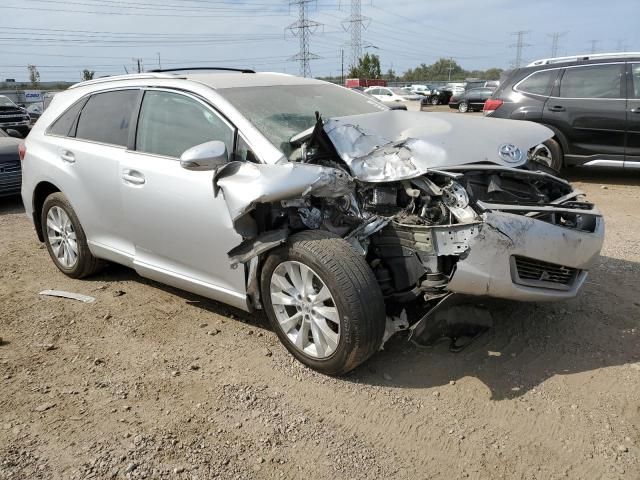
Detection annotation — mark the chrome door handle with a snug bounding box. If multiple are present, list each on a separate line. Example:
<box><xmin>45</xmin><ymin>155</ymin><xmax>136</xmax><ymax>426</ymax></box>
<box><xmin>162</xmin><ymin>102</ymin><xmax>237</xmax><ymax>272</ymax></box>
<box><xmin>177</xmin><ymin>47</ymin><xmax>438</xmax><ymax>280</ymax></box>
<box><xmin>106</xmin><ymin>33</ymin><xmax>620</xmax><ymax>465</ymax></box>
<box><xmin>60</xmin><ymin>151</ymin><xmax>75</xmax><ymax>163</ymax></box>
<box><xmin>122</xmin><ymin>170</ymin><xmax>146</xmax><ymax>185</ymax></box>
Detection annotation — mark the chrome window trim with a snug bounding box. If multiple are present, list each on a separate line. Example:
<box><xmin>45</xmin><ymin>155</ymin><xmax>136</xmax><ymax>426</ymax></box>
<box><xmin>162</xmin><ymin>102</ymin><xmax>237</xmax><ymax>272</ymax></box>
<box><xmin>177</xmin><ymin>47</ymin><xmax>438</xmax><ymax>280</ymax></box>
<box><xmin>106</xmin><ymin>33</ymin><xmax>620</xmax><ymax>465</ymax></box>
<box><xmin>513</xmin><ymin>62</ymin><xmax>626</xmax><ymax>100</ymax></box>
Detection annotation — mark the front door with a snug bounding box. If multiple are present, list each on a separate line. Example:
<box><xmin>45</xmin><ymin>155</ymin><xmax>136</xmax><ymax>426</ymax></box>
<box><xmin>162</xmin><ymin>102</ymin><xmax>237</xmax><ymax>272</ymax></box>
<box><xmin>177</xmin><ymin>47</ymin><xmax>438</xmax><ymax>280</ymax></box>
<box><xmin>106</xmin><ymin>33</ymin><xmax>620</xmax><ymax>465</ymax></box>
<box><xmin>120</xmin><ymin>89</ymin><xmax>246</xmax><ymax>308</ymax></box>
<box><xmin>542</xmin><ymin>63</ymin><xmax>627</xmax><ymax>163</ymax></box>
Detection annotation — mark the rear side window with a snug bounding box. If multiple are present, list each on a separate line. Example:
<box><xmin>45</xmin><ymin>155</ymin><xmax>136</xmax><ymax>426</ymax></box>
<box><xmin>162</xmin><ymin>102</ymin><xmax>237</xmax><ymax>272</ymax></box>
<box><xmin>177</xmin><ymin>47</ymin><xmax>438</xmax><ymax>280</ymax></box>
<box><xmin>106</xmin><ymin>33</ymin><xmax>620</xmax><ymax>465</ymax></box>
<box><xmin>559</xmin><ymin>64</ymin><xmax>622</xmax><ymax>99</ymax></box>
<box><xmin>517</xmin><ymin>69</ymin><xmax>557</xmax><ymax>95</ymax></box>
<box><xmin>135</xmin><ymin>90</ymin><xmax>233</xmax><ymax>158</ymax></box>
<box><xmin>48</xmin><ymin>100</ymin><xmax>85</xmax><ymax>137</ymax></box>
<box><xmin>76</xmin><ymin>90</ymin><xmax>138</xmax><ymax>146</ymax></box>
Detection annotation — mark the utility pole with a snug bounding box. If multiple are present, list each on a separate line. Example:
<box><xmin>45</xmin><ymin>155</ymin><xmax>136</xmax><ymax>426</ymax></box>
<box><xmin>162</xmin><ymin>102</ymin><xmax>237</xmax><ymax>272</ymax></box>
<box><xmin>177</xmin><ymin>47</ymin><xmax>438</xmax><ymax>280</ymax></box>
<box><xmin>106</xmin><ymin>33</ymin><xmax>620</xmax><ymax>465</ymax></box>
<box><xmin>341</xmin><ymin>48</ymin><xmax>344</xmax><ymax>85</ymax></box>
<box><xmin>342</xmin><ymin>0</ymin><xmax>370</xmax><ymax>70</ymax></box>
<box><xmin>589</xmin><ymin>39</ymin><xmax>599</xmax><ymax>54</ymax></box>
<box><xmin>548</xmin><ymin>31</ymin><xmax>568</xmax><ymax>57</ymax></box>
<box><xmin>157</xmin><ymin>52</ymin><xmax>162</xmax><ymax>70</ymax></box>
<box><xmin>286</xmin><ymin>0</ymin><xmax>322</xmax><ymax>78</ymax></box>
<box><xmin>509</xmin><ymin>31</ymin><xmax>531</xmax><ymax>68</ymax></box>
<box><xmin>447</xmin><ymin>57</ymin><xmax>454</xmax><ymax>81</ymax></box>
<box><xmin>132</xmin><ymin>58</ymin><xmax>143</xmax><ymax>73</ymax></box>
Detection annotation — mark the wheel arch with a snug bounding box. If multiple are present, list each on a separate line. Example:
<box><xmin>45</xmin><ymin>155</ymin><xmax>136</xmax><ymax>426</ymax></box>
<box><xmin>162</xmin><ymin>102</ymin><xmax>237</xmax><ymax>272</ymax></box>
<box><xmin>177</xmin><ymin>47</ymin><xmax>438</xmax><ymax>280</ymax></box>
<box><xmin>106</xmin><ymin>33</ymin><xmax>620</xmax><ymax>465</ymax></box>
<box><xmin>539</xmin><ymin>123</ymin><xmax>568</xmax><ymax>158</ymax></box>
<box><xmin>32</xmin><ymin>181</ymin><xmax>61</xmax><ymax>242</ymax></box>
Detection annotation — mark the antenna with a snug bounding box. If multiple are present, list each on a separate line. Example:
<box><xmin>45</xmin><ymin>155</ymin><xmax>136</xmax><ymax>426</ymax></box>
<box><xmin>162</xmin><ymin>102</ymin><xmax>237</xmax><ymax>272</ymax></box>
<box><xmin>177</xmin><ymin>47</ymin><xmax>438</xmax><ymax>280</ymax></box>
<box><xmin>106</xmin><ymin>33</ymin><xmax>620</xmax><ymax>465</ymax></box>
<box><xmin>548</xmin><ymin>32</ymin><xmax>568</xmax><ymax>57</ymax></box>
<box><xmin>510</xmin><ymin>31</ymin><xmax>532</xmax><ymax>68</ymax></box>
<box><xmin>286</xmin><ymin>0</ymin><xmax>323</xmax><ymax>77</ymax></box>
<box><xmin>342</xmin><ymin>0</ymin><xmax>371</xmax><ymax>70</ymax></box>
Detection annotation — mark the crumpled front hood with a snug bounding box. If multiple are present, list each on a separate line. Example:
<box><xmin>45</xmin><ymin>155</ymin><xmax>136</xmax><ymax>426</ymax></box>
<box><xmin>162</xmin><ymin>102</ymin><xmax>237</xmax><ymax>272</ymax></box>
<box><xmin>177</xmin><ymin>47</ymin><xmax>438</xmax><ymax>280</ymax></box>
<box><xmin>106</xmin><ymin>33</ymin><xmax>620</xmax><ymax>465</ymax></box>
<box><xmin>323</xmin><ymin>111</ymin><xmax>554</xmax><ymax>182</ymax></box>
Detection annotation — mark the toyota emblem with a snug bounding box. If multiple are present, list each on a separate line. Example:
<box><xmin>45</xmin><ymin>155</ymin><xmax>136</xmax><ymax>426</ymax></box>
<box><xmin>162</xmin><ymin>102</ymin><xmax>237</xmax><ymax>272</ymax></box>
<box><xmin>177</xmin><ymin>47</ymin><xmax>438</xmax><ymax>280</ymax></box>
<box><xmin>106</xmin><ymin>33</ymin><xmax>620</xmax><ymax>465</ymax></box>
<box><xmin>498</xmin><ymin>143</ymin><xmax>523</xmax><ymax>163</ymax></box>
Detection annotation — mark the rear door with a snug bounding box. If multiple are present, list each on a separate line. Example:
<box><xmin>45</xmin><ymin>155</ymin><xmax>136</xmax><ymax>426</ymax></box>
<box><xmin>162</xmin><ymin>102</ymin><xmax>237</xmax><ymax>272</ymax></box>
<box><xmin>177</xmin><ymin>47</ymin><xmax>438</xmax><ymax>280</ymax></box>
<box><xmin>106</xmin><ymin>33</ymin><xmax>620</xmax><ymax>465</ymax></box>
<box><xmin>120</xmin><ymin>88</ymin><xmax>247</xmax><ymax>306</ymax></box>
<box><xmin>625</xmin><ymin>62</ymin><xmax>640</xmax><ymax>166</ymax></box>
<box><xmin>52</xmin><ymin>89</ymin><xmax>140</xmax><ymax>262</ymax></box>
<box><xmin>543</xmin><ymin>63</ymin><xmax>626</xmax><ymax>163</ymax></box>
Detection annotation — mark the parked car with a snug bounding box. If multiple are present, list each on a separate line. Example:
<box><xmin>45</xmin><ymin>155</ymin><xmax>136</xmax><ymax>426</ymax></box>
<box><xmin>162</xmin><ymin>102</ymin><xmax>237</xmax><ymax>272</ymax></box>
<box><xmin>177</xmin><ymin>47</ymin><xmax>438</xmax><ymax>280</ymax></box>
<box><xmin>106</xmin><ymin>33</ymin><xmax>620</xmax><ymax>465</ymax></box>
<box><xmin>407</xmin><ymin>84</ymin><xmax>434</xmax><ymax>96</ymax></box>
<box><xmin>449</xmin><ymin>87</ymin><xmax>496</xmax><ymax>112</ymax></box>
<box><xmin>21</xmin><ymin>70</ymin><xmax>603</xmax><ymax>375</ymax></box>
<box><xmin>0</xmin><ymin>128</ymin><xmax>22</xmax><ymax>197</ymax></box>
<box><xmin>364</xmin><ymin>86</ymin><xmax>422</xmax><ymax>103</ymax></box>
<box><xmin>485</xmin><ymin>52</ymin><xmax>640</xmax><ymax>171</ymax></box>
<box><xmin>0</xmin><ymin>95</ymin><xmax>30</xmax><ymax>137</ymax></box>
<box><xmin>26</xmin><ymin>103</ymin><xmax>44</xmax><ymax>124</ymax></box>
<box><xmin>422</xmin><ymin>87</ymin><xmax>454</xmax><ymax>106</ymax></box>
<box><xmin>464</xmin><ymin>80</ymin><xmax>500</xmax><ymax>91</ymax></box>
<box><xmin>350</xmin><ymin>88</ymin><xmax>408</xmax><ymax>110</ymax></box>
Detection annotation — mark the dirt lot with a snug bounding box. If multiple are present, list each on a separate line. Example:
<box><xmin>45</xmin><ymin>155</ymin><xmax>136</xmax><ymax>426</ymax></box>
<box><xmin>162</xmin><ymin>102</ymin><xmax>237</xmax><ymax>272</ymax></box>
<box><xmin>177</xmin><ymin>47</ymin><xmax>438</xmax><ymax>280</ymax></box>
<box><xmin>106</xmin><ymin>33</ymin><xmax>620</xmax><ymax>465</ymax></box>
<box><xmin>1</xmin><ymin>167</ymin><xmax>639</xmax><ymax>480</ymax></box>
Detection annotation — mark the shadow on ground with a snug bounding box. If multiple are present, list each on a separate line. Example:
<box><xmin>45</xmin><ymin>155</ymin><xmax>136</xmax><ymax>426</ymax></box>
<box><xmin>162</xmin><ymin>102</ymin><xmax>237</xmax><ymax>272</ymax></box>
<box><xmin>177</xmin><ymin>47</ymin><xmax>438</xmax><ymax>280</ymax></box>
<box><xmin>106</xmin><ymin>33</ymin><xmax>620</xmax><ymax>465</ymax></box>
<box><xmin>0</xmin><ymin>195</ymin><xmax>24</xmax><ymax>215</ymax></box>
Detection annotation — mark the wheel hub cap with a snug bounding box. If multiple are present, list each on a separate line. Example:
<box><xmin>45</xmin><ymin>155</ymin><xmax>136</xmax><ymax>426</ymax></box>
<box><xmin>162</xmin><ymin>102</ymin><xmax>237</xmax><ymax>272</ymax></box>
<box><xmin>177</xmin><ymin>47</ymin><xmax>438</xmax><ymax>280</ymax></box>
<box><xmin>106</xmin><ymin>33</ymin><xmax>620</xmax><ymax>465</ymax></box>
<box><xmin>270</xmin><ymin>261</ymin><xmax>340</xmax><ymax>359</ymax></box>
<box><xmin>46</xmin><ymin>206</ymin><xmax>78</xmax><ymax>268</ymax></box>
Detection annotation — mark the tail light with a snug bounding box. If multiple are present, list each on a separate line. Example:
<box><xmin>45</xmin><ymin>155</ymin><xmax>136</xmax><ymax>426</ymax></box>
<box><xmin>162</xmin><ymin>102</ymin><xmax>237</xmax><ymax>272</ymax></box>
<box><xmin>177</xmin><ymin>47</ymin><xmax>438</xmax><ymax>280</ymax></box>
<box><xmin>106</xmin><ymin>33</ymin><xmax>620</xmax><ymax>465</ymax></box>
<box><xmin>483</xmin><ymin>99</ymin><xmax>503</xmax><ymax>115</ymax></box>
<box><xmin>18</xmin><ymin>142</ymin><xmax>26</xmax><ymax>161</ymax></box>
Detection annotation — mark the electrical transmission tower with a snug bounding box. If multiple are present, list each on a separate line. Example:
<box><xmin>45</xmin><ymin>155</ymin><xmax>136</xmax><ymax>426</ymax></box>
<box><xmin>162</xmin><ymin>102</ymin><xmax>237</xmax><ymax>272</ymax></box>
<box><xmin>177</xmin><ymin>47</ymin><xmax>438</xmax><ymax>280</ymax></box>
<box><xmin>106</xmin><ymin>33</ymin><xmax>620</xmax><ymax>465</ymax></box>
<box><xmin>616</xmin><ymin>38</ymin><xmax>629</xmax><ymax>52</ymax></box>
<box><xmin>342</xmin><ymin>0</ymin><xmax>370</xmax><ymax>70</ymax></box>
<box><xmin>510</xmin><ymin>31</ymin><xmax>531</xmax><ymax>68</ymax></box>
<box><xmin>589</xmin><ymin>39</ymin><xmax>599</xmax><ymax>54</ymax></box>
<box><xmin>548</xmin><ymin>31</ymin><xmax>568</xmax><ymax>57</ymax></box>
<box><xmin>286</xmin><ymin>0</ymin><xmax>322</xmax><ymax>77</ymax></box>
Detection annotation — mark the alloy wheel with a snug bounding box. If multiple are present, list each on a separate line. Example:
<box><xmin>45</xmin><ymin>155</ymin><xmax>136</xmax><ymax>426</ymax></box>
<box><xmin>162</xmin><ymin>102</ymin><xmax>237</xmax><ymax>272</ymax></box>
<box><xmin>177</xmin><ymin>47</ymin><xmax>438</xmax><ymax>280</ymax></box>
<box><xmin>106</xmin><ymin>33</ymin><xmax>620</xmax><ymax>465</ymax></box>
<box><xmin>530</xmin><ymin>143</ymin><xmax>554</xmax><ymax>168</ymax></box>
<box><xmin>269</xmin><ymin>261</ymin><xmax>340</xmax><ymax>359</ymax></box>
<box><xmin>46</xmin><ymin>206</ymin><xmax>78</xmax><ymax>268</ymax></box>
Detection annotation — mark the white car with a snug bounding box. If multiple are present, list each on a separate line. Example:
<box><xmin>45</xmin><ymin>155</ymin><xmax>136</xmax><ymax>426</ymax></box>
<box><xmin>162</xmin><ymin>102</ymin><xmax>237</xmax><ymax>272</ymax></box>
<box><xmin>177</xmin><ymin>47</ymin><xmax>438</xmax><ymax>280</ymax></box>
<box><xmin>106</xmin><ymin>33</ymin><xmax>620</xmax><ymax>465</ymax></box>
<box><xmin>20</xmin><ymin>70</ymin><xmax>604</xmax><ymax>375</ymax></box>
<box><xmin>364</xmin><ymin>86</ymin><xmax>422</xmax><ymax>103</ymax></box>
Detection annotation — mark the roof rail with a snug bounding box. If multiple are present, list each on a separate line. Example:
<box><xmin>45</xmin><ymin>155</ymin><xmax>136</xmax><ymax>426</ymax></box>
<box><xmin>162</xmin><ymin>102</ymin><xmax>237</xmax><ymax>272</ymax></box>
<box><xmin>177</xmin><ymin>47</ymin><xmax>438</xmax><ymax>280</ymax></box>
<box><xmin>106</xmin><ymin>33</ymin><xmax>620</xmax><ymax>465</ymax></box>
<box><xmin>149</xmin><ymin>67</ymin><xmax>256</xmax><ymax>74</ymax></box>
<box><xmin>69</xmin><ymin>72</ymin><xmax>184</xmax><ymax>89</ymax></box>
<box><xmin>527</xmin><ymin>52</ymin><xmax>640</xmax><ymax>67</ymax></box>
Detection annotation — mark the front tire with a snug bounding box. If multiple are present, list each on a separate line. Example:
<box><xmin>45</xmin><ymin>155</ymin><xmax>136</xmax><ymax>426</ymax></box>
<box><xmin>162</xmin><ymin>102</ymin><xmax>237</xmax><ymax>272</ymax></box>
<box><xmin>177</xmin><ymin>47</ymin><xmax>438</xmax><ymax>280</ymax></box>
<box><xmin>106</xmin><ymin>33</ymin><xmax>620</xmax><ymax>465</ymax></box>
<box><xmin>458</xmin><ymin>101</ymin><xmax>469</xmax><ymax>113</ymax></box>
<box><xmin>261</xmin><ymin>230</ymin><xmax>385</xmax><ymax>375</ymax></box>
<box><xmin>41</xmin><ymin>192</ymin><xmax>103</xmax><ymax>278</ymax></box>
<box><xmin>430</xmin><ymin>96</ymin><xmax>440</xmax><ymax>105</ymax></box>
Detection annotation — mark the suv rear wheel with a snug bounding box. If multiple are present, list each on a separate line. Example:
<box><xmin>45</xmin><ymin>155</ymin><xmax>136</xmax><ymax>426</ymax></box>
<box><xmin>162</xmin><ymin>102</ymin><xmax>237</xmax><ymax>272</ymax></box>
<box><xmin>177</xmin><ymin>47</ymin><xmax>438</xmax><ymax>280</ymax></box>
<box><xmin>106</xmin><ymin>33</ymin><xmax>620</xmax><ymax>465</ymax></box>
<box><xmin>41</xmin><ymin>192</ymin><xmax>103</xmax><ymax>278</ymax></box>
<box><xmin>261</xmin><ymin>230</ymin><xmax>385</xmax><ymax>375</ymax></box>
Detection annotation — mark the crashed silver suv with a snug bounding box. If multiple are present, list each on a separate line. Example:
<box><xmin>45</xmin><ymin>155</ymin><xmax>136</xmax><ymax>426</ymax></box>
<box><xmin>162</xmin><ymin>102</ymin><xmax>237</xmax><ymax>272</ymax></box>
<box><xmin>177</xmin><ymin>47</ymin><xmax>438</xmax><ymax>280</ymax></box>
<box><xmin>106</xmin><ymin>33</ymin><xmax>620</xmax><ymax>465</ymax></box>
<box><xmin>21</xmin><ymin>70</ymin><xmax>604</xmax><ymax>375</ymax></box>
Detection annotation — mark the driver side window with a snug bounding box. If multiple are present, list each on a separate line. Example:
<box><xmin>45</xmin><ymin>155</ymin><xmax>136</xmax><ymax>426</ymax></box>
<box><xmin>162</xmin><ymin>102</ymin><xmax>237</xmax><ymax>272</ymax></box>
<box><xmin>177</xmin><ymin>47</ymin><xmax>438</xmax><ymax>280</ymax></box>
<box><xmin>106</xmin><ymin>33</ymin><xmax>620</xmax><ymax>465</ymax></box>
<box><xmin>135</xmin><ymin>90</ymin><xmax>233</xmax><ymax>158</ymax></box>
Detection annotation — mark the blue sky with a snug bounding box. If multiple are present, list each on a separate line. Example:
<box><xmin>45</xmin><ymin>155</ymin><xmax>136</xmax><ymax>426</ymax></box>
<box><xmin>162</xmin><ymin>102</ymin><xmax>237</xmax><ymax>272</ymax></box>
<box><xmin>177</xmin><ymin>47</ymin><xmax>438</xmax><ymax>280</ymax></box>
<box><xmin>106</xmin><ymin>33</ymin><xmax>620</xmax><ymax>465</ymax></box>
<box><xmin>0</xmin><ymin>0</ymin><xmax>638</xmax><ymax>82</ymax></box>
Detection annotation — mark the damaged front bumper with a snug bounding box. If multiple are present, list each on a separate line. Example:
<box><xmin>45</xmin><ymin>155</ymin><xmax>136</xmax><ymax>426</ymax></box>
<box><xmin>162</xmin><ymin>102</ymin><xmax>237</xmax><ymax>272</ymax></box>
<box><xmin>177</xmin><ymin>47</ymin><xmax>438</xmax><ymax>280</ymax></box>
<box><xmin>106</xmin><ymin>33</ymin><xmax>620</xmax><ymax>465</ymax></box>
<box><xmin>447</xmin><ymin>210</ymin><xmax>604</xmax><ymax>302</ymax></box>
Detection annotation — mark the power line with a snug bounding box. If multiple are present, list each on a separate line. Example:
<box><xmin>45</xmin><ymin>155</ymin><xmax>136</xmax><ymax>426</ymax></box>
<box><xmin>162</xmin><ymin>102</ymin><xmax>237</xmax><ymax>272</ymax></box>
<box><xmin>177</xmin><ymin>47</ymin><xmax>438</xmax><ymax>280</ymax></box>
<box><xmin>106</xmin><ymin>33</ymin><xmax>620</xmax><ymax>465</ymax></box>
<box><xmin>286</xmin><ymin>0</ymin><xmax>323</xmax><ymax>77</ymax></box>
<box><xmin>341</xmin><ymin>0</ymin><xmax>370</xmax><ymax>69</ymax></box>
<box><xmin>510</xmin><ymin>30</ymin><xmax>531</xmax><ymax>68</ymax></box>
<box><xmin>548</xmin><ymin>31</ymin><xmax>568</xmax><ymax>57</ymax></box>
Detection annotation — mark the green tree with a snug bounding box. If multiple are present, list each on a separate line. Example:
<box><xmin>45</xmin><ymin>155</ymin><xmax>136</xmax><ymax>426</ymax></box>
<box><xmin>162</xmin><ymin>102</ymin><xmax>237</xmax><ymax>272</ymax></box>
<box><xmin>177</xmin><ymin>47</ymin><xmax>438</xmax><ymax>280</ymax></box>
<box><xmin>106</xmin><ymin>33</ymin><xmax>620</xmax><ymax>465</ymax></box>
<box><xmin>348</xmin><ymin>53</ymin><xmax>382</xmax><ymax>79</ymax></box>
<box><xmin>27</xmin><ymin>65</ymin><xmax>40</xmax><ymax>87</ymax></box>
<box><xmin>82</xmin><ymin>69</ymin><xmax>95</xmax><ymax>81</ymax></box>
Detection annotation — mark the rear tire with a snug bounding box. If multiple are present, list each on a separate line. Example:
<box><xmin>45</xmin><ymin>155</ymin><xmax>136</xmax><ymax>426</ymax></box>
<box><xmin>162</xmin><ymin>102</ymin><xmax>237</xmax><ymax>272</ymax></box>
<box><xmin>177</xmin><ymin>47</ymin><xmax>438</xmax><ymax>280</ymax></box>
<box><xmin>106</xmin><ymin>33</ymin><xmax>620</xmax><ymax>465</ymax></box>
<box><xmin>41</xmin><ymin>192</ymin><xmax>103</xmax><ymax>279</ymax></box>
<box><xmin>458</xmin><ymin>101</ymin><xmax>469</xmax><ymax>113</ymax></box>
<box><xmin>531</xmin><ymin>138</ymin><xmax>563</xmax><ymax>172</ymax></box>
<box><xmin>261</xmin><ymin>230</ymin><xmax>386</xmax><ymax>376</ymax></box>
<box><xmin>430</xmin><ymin>96</ymin><xmax>439</xmax><ymax>105</ymax></box>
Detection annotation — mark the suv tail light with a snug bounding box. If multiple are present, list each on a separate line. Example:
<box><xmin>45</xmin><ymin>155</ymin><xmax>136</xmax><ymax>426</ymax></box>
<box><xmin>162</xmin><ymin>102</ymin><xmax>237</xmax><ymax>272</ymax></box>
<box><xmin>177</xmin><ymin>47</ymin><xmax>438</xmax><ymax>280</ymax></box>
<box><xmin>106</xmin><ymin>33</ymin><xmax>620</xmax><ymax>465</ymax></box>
<box><xmin>483</xmin><ymin>99</ymin><xmax>503</xmax><ymax>115</ymax></box>
<box><xmin>18</xmin><ymin>142</ymin><xmax>26</xmax><ymax>161</ymax></box>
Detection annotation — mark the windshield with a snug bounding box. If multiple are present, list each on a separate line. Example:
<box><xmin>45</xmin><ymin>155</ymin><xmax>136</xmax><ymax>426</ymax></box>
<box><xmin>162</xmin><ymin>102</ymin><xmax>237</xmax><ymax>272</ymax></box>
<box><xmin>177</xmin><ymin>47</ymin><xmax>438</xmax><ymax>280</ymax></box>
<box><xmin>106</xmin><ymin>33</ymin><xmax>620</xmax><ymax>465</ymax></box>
<box><xmin>219</xmin><ymin>84</ymin><xmax>386</xmax><ymax>157</ymax></box>
<box><xmin>390</xmin><ymin>88</ymin><xmax>410</xmax><ymax>95</ymax></box>
<box><xmin>0</xmin><ymin>96</ymin><xmax>17</xmax><ymax>107</ymax></box>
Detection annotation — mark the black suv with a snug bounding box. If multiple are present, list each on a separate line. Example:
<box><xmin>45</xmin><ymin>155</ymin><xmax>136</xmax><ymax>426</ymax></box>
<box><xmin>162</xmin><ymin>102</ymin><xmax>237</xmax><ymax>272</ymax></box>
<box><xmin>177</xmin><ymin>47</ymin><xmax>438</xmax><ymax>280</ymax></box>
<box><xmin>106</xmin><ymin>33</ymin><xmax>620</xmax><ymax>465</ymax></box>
<box><xmin>485</xmin><ymin>53</ymin><xmax>640</xmax><ymax>171</ymax></box>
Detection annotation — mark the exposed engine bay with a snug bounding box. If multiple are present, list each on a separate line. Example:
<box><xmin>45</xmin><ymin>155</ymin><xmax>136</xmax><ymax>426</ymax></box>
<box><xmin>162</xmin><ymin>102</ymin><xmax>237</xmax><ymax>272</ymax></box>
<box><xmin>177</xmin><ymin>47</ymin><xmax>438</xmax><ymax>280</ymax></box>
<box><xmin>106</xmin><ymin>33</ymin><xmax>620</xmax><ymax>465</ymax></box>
<box><xmin>213</xmin><ymin>111</ymin><xmax>604</xmax><ymax>346</ymax></box>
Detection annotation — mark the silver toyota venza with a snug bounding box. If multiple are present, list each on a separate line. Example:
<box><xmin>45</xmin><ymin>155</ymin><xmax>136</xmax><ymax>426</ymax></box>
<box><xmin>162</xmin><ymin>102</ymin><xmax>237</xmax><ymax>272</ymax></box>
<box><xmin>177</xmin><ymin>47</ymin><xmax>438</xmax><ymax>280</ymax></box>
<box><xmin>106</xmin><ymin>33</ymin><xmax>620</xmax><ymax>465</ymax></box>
<box><xmin>21</xmin><ymin>70</ymin><xmax>604</xmax><ymax>375</ymax></box>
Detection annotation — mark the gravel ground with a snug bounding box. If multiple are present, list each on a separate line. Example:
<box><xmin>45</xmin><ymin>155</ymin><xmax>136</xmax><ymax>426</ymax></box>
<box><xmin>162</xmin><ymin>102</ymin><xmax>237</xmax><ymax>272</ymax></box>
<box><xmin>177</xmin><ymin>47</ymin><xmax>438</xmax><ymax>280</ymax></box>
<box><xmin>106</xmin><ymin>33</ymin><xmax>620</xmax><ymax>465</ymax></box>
<box><xmin>1</xmin><ymin>167</ymin><xmax>639</xmax><ymax>479</ymax></box>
